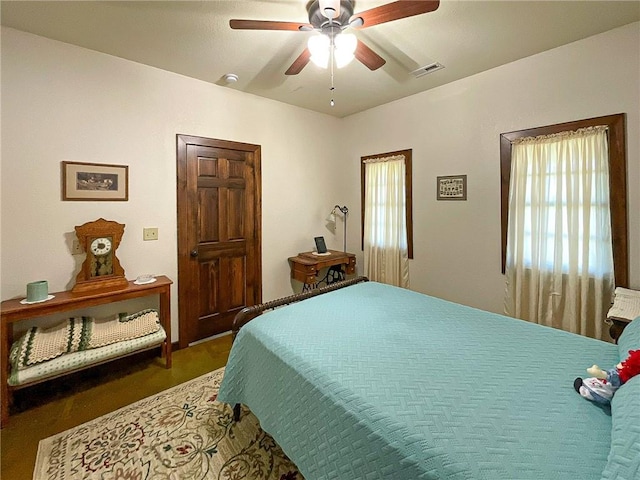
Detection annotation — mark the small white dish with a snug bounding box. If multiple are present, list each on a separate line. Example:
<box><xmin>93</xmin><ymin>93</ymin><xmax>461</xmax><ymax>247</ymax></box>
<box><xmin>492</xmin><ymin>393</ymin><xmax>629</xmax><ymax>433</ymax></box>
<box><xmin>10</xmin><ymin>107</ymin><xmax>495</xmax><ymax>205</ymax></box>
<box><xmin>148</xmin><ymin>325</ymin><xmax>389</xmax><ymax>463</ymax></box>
<box><xmin>134</xmin><ymin>275</ymin><xmax>157</xmax><ymax>285</ymax></box>
<box><xmin>20</xmin><ymin>295</ymin><xmax>55</xmax><ymax>305</ymax></box>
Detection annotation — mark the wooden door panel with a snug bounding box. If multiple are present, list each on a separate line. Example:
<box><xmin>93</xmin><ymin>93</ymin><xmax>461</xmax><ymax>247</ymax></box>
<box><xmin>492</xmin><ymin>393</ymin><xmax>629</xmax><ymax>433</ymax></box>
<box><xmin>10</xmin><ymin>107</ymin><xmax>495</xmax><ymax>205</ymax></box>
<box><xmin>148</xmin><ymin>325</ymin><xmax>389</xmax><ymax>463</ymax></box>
<box><xmin>198</xmin><ymin>188</ymin><xmax>219</xmax><ymax>242</ymax></box>
<box><xmin>199</xmin><ymin>259</ymin><xmax>220</xmax><ymax>317</ymax></box>
<box><xmin>195</xmin><ymin>256</ymin><xmax>246</xmax><ymax>339</ymax></box>
<box><xmin>198</xmin><ymin>240</ymin><xmax>246</xmax><ymax>259</ymax></box>
<box><xmin>177</xmin><ymin>135</ymin><xmax>262</xmax><ymax>347</ymax></box>
<box><xmin>197</xmin><ymin>257</ymin><xmax>224</xmax><ymax>339</ymax></box>
<box><xmin>229</xmin><ymin>158</ymin><xmax>245</xmax><ymax>178</ymax></box>
<box><xmin>196</xmin><ymin>308</ymin><xmax>243</xmax><ymax>339</ymax></box>
<box><xmin>197</xmin><ymin>156</ymin><xmax>218</xmax><ymax>177</ymax></box>
<box><xmin>228</xmin><ymin>255</ymin><xmax>247</xmax><ymax>308</ymax></box>
<box><xmin>228</xmin><ymin>188</ymin><xmax>245</xmax><ymax>240</ymax></box>
<box><xmin>198</xmin><ymin>177</ymin><xmax>246</xmax><ymax>189</ymax></box>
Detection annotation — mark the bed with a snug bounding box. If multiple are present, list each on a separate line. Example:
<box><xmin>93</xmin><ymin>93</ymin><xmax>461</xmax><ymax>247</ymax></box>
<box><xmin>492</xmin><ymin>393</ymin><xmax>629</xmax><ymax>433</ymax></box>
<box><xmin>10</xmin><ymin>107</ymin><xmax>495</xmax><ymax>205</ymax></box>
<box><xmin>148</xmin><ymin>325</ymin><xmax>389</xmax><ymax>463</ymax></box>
<box><xmin>218</xmin><ymin>278</ymin><xmax>640</xmax><ymax>479</ymax></box>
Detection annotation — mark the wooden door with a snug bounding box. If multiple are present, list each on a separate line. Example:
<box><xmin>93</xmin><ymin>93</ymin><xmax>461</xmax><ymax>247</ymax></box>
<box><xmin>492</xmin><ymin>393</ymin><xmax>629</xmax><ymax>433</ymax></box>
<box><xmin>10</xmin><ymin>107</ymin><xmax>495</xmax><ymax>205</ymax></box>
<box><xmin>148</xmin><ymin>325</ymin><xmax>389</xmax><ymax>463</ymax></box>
<box><xmin>177</xmin><ymin>135</ymin><xmax>261</xmax><ymax>348</ymax></box>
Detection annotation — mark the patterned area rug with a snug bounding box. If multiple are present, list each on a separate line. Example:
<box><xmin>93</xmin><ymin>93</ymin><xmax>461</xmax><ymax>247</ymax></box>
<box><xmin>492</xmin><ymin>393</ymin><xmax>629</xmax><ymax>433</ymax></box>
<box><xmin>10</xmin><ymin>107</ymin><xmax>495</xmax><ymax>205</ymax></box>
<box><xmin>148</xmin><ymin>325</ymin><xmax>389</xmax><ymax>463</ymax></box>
<box><xmin>33</xmin><ymin>368</ymin><xmax>303</xmax><ymax>480</ymax></box>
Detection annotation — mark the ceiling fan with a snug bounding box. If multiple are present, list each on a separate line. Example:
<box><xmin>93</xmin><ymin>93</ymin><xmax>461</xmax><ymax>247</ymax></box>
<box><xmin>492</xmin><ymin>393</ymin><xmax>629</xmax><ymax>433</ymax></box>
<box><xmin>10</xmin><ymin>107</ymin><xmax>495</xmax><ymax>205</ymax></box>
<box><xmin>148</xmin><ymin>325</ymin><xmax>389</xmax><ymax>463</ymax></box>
<box><xmin>230</xmin><ymin>0</ymin><xmax>440</xmax><ymax>75</ymax></box>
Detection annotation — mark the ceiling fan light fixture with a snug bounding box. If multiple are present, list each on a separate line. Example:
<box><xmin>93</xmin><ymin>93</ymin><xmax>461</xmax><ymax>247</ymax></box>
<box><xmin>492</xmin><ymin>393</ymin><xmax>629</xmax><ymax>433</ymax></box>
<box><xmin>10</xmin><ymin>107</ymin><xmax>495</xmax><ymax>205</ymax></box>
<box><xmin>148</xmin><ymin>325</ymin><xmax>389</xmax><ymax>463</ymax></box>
<box><xmin>349</xmin><ymin>17</ymin><xmax>364</xmax><ymax>28</ymax></box>
<box><xmin>335</xmin><ymin>33</ymin><xmax>357</xmax><ymax>68</ymax></box>
<box><xmin>319</xmin><ymin>0</ymin><xmax>340</xmax><ymax>19</ymax></box>
<box><xmin>308</xmin><ymin>35</ymin><xmax>330</xmax><ymax>68</ymax></box>
<box><xmin>232</xmin><ymin>0</ymin><xmax>441</xmax><ymax>78</ymax></box>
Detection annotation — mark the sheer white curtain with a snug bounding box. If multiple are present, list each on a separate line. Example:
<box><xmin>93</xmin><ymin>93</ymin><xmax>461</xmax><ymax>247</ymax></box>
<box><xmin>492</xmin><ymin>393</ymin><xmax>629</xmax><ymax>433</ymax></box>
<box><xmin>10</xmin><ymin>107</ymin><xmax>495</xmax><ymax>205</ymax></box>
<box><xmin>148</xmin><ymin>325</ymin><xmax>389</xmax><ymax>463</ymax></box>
<box><xmin>363</xmin><ymin>155</ymin><xmax>409</xmax><ymax>287</ymax></box>
<box><xmin>504</xmin><ymin>126</ymin><xmax>614</xmax><ymax>340</ymax></box>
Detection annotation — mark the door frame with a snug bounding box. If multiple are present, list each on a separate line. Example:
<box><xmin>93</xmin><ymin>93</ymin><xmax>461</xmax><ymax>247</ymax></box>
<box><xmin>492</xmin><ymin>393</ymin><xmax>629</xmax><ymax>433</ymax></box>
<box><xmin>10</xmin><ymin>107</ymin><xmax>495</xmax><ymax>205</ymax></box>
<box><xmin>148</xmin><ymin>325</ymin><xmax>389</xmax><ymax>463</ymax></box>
<box><xmin>176</xmin><ymin>134</ymin><xmax>262</xmax><ymax>348</ymax></box>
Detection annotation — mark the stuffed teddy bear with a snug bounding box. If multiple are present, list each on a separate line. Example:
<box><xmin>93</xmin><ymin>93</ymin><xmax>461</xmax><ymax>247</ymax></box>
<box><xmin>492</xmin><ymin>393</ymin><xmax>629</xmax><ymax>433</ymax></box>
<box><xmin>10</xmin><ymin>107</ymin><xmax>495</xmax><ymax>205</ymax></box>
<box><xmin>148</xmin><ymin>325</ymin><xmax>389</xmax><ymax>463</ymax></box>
<box><xmin>574</xmin><ymin>349</ymin><xmax>640</xmax><ymax>405</ymax></box>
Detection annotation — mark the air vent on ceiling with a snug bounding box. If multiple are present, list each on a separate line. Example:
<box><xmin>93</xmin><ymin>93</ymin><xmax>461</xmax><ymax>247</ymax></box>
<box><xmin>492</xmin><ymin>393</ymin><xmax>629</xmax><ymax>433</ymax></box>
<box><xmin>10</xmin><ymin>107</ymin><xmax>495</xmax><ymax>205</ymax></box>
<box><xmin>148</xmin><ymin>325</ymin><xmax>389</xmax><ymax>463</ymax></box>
<box><xmin>410</xmin><ymin>62</ymin><xmax>444</xmax><ymax>78</ymax></box>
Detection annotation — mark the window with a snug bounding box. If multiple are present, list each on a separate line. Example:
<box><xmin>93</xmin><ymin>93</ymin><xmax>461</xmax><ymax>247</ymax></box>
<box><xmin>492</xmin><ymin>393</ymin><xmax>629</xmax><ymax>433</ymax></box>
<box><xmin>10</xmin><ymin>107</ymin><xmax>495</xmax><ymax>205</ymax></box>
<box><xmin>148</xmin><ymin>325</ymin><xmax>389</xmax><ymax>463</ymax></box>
<box><xmin>501</xmin><ymin>114</ymin><xmax>628</xmax><ymax>340</ymax></box>
<box><xmin>360</xmin><ymin>149</ymin><xmax>413</xmax><ymax>287</ymax></box>
<box><xmin>361</xmin><ymin>149</ymin><xmax>413</xmax><ymax>258</ymax></box>
<box><xmin>513</xmin><ymin>128</ymin><xmax>611</xmax><ymax>276</ymax></box>
<box><xmin>500</xmin><ymin>113</ymin><xmax>628</xmax><ymax>287</ymax></box>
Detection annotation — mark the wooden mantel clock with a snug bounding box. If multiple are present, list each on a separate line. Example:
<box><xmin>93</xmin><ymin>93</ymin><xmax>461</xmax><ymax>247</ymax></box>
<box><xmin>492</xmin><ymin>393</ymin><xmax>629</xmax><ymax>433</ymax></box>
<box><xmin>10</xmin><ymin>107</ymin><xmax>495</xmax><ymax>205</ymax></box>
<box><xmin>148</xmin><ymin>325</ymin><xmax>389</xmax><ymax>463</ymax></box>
<box><xmin>72</xmin><ymin>218</ymin><xmax>128</xmax><ymax>294</ymax></box>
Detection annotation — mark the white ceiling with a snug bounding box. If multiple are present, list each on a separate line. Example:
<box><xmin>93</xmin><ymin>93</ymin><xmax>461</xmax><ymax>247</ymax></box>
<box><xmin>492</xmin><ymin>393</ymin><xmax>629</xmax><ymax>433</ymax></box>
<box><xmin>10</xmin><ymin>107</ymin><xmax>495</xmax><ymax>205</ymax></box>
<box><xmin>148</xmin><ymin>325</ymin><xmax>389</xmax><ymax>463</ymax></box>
<box><xmin>2</xmin><ymin>1</ymin><xmax>639</xmax><ymax>118</ymax></box>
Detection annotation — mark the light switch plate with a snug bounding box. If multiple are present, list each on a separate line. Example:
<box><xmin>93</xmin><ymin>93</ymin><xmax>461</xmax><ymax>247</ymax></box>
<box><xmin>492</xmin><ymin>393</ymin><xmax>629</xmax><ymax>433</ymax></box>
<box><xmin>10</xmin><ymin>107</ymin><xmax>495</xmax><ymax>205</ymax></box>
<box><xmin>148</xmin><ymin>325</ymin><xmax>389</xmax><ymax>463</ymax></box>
<box><xmin>143</xmin><ymin>227</ymin><xmax>158</xmax><ymax>241</ymax></box>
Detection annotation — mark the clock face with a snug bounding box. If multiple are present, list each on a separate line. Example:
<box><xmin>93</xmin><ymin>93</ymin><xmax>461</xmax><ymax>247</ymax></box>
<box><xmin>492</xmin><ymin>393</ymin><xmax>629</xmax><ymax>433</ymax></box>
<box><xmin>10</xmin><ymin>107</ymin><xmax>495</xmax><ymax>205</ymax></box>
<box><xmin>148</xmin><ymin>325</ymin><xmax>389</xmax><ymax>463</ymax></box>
<box><xmin>90</xmin><ymin>237</ymin><xmax>112</xmax><ymax>256</ymax></box>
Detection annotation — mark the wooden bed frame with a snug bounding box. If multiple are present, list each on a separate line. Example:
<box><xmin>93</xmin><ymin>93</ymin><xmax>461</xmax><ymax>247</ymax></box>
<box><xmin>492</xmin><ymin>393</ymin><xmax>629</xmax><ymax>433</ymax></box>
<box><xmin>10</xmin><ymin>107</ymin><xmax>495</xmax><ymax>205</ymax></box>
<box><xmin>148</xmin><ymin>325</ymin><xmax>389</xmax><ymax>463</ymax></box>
<box><xmin>230</xmin><ymin>276</ymin><xmax>369</xmax><ymax>420</ymax></box>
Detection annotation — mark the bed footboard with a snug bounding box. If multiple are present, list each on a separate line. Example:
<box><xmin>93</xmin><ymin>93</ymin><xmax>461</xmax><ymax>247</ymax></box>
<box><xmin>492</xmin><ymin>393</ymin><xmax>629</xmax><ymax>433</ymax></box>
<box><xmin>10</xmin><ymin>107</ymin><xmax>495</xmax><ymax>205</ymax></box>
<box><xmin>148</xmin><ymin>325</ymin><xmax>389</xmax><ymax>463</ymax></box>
<box><xmin>230</xmin><ymin>276</ymin><xmax>368</xmax><ymax>421</ymax></box>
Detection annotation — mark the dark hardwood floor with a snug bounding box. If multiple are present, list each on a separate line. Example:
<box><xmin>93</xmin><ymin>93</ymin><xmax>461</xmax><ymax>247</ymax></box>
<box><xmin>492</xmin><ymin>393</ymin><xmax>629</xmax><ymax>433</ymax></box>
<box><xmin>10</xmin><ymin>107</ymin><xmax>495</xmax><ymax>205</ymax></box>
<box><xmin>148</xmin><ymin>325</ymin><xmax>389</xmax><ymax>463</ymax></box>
<box><xmin>1</xmin><ymin>334</ymin><xmax>232</xmax><ymax>480</ymax></box>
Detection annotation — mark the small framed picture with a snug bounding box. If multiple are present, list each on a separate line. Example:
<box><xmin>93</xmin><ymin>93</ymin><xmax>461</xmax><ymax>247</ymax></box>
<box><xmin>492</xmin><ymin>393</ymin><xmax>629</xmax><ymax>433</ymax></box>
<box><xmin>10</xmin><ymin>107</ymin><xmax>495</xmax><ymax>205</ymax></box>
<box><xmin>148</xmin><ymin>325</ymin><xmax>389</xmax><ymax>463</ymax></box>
<box><xmin>62</xmin><ymin>161</ymin><xmax>128</xmax><ymax>201</ymax></box>
<box><xmin>314</xmin><ymin>236</ymin><xmax>328</xmax><ymax>254</ymax></box>
<box><xmin>437</xmin><ymin>175</ymin><xmax>467</xmax><ymax>201</ymax></box>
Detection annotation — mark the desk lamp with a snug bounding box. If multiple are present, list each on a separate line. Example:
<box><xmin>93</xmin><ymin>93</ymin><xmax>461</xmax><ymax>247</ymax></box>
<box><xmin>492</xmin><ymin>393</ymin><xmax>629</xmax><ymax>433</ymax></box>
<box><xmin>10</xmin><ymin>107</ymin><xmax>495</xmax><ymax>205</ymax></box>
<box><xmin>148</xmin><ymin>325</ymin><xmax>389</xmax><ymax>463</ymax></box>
<box><xmin>328</xmin><ymin>205</ymin><xmax>348</xmax><ymax>252</ymax></box>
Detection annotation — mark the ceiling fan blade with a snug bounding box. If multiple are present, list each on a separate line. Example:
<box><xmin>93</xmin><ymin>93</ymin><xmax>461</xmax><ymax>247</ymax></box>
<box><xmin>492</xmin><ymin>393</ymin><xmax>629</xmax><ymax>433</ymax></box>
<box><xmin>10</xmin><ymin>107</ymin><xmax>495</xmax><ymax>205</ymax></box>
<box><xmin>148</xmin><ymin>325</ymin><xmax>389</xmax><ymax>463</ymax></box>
<box><xmin>285</xmin><ymin>48</ymin><xmax>312</xmax><ymax>75</ymax></box>
<box><xmin>350</xmin><ymin>1</ymin><xmax>440</xmax><ymax>29</ymax></box>
<box><xmin>355</xmin><ymin>40</ymin><xmax>386</xmax><ymax>71</ymax></box>
<box><xmin>229</xmin><ymin>19</ymin><xmax>313</xmax><ymax>31</ymax></box>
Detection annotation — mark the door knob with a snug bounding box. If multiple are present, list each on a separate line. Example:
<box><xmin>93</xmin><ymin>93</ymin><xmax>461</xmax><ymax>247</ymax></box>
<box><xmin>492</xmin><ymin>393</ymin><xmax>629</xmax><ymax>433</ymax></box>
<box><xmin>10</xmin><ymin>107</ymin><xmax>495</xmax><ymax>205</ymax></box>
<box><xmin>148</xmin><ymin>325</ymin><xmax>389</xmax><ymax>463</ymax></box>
<box><xmin>190</xmin><ymin>250</ymin><xmax>198</xmax><ymax>257</ymax></box>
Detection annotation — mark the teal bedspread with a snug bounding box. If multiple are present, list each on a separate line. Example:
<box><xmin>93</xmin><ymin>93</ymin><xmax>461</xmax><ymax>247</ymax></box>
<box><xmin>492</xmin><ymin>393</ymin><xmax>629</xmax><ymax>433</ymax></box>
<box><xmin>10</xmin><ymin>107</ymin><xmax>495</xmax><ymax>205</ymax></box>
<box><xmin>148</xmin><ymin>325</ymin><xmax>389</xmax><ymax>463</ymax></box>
<box><xmin>218</xmin><ymin>282</ymin><xmax>619</xmax><ymax>479</ymax></box>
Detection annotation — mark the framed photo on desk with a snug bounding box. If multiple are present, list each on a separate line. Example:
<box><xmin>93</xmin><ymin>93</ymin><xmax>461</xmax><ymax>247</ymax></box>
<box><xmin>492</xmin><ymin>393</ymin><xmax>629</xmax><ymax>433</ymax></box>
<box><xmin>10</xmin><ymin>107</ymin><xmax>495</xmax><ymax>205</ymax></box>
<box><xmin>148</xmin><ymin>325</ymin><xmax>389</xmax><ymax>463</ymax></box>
<box><xmin>314</xmin><ymin>236</ymin><xmax>328</xmax><ymax>254</ymax></box>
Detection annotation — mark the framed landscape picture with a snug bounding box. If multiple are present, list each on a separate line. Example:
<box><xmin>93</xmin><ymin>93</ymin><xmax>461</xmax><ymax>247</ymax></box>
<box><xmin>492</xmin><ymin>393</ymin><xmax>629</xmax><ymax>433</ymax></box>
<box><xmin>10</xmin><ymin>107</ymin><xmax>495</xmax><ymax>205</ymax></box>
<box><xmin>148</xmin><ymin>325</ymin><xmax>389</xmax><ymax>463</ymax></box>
<box><xmin>62</xmin><ymin>161</ymin><xmax>128</xmax><ymax>201</ymax></box>
<box><xmin>437</xmin><ymin>174</ymin><xmax>467</xmax><ymax>201</ymax></box>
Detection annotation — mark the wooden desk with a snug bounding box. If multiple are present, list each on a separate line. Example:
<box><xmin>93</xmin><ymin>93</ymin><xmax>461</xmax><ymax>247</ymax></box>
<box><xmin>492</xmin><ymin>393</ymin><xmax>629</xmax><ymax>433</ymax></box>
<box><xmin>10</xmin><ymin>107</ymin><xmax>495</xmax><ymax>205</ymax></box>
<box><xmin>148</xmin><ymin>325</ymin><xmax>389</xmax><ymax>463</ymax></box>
<box><xmin>289</xmin><ymin>250</ymin><xmax>356</xmax><ymax>290</ymax></box>
<box><xmin>0</xmin><ymin>275</ymin><xmax>172</xmax><ymax>427</ymax></box>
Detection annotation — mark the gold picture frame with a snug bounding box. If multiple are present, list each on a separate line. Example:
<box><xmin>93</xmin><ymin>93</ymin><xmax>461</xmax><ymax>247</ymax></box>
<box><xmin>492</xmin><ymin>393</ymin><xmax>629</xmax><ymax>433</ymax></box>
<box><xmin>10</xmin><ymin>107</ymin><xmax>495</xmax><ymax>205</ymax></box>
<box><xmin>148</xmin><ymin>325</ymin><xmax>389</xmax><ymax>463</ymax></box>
<box><xmin>62</xmin><ymin>161</ymin><xmax>128</xmax><ymax>201</ymax></box>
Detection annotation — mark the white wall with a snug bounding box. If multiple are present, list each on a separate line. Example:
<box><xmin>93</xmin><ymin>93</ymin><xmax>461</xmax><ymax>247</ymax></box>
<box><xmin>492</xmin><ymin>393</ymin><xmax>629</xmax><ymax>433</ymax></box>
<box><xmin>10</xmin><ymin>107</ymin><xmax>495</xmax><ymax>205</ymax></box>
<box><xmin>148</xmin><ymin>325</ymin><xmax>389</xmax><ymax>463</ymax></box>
<box><xmin>2</xmin><ymin>23</ymin><xmax>638</xmax><ymax>340</ymax></box>
<box><xmin>340</xmin><ymin>22</ymin><xmax>640</xmax><ymax>315</ymax></box>
<box><xmin>0</xmin><ymin>27</ymin><xmax>346</xmax><ymax>338</ymax></box>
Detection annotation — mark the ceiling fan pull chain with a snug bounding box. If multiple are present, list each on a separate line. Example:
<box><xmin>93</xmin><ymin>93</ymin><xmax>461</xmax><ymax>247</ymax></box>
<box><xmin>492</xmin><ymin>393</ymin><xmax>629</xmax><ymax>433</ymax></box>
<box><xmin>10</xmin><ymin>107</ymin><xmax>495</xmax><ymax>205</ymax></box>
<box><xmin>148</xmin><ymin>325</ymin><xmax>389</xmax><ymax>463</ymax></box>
<box><xmin>330</xmin><ymin>34</ymin><xmax>335</xmax><ymax>107</ymax></box>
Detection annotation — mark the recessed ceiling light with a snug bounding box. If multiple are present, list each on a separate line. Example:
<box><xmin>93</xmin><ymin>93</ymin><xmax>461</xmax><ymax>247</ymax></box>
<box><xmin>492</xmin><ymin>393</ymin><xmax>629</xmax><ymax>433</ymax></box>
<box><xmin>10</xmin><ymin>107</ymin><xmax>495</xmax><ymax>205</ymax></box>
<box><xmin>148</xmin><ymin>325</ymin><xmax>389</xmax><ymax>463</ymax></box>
<box><xmin>223</xmin><ymin>73</ymin><xmax>239</xmax><ymax>83</ymax></box>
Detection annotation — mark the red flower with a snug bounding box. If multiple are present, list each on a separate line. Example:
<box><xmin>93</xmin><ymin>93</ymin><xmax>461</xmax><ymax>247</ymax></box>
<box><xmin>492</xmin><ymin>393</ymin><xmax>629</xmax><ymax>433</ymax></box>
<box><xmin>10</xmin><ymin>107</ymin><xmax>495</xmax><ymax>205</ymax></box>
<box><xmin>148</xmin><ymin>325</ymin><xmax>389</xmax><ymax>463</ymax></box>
<box><xmin>176</xmin><ymin>444</ymin><xmax>192</xmax><ymax>455</ymax></box>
